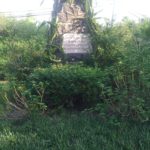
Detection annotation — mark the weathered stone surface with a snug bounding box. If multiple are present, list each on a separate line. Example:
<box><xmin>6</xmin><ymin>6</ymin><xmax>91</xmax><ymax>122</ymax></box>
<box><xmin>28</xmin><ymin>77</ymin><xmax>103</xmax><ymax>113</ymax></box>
<box><xmin>57</xmin><ymin>3</ymin><xmax>87</xmax><ymax>34</ymax></box>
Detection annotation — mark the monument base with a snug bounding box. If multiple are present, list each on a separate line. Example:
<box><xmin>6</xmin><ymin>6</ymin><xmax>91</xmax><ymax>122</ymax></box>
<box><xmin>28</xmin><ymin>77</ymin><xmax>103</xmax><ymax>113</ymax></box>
<box><xmin>64</xmin><ymin>53</ymin><xmax>90</xmax><ymax>62</ymax></box>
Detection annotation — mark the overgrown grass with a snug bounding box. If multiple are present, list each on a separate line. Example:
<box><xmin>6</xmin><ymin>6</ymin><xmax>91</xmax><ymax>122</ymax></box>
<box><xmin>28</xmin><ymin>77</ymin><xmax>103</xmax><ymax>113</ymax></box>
<box><xmin>0</xmin><ymin>113</ymin><xmax>149</xmax><ymax>150</ymax></box>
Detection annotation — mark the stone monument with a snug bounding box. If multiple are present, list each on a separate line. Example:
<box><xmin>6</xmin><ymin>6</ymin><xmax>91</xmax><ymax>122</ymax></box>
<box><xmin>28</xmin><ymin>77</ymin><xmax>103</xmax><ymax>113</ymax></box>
<box><xmin>52</xmin><ymin>0</ymin><xmax>92</xmax><ymax>60</ymax></box>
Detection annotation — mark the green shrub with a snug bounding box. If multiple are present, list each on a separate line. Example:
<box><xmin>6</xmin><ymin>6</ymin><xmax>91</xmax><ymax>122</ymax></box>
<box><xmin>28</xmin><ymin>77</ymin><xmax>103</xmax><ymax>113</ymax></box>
<box><xmin>0</xmin><ymin>16</ymin><xmax>48</xmax><ymax>80</ymax></box>
<box><xmin>87</xmin><ymin>57</ymin><xmax>150</xmax><ymax>121</ymax></box>
<box><xmin>83</xmin><ymin>18</ymin><xmax>150</xmax><ymax>121</ymax></box>
<box><xmin>6</xmin><ymin>49</ymin><xmax>50</xmax><ymax>80</ymax></box>
<box><xmin>26</xmin><ymin>65</ymin><xmax>108</xmax><ymax>110</ymax></box>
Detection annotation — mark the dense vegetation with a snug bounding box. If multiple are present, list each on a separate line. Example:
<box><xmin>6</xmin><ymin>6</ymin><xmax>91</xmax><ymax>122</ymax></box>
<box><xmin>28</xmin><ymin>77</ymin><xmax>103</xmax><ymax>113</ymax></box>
<box><xmin>0</xmin><ymin>113</ymin><xmax>150</xmax><ymax>150</ymax></box>
<box><xmin>0</xmin><ymin>10</ymin><xmax>150</xmax><ymax>149</ymax></box>
<box><xmin>0</xmin><ymin>15</ymin><xmax>150</xmax><ymax>121</ymax></box>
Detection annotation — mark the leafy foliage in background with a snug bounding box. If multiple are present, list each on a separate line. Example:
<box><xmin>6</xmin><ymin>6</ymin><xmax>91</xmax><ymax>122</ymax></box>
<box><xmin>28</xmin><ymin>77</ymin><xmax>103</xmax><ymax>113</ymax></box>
<box><xmin>84</xmin><ymin>18</ymin><xmax>150</xmax><ymax>121</ymax></box>
<box><xmin>0</xmin><ymin>13</ymin><xmax>150</xmax><ymax>122</ymax></box>
<box><xmin>0</xmin><ymin>16</ymin><xmax>48</xmax><ymax>80</ymax></box>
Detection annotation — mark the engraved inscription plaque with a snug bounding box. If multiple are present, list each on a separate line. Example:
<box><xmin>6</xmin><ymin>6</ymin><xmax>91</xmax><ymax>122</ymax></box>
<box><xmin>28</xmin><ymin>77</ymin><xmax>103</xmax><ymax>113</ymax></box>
<box><xmin>62</xmin><ymin>33</ymin><xmax>92</xmax><ymax>54</ymax></box>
